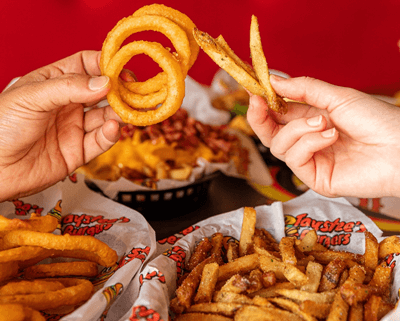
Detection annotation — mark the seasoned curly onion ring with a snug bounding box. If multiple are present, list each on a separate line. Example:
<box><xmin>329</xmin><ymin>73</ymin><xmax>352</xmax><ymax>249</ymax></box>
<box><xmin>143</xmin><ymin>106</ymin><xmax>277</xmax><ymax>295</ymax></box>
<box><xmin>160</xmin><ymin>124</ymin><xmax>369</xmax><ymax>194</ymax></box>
<box><xmin>100</xmin><ymin>5</ymin><xmax>198</xmax><ymax>125</ymax></box>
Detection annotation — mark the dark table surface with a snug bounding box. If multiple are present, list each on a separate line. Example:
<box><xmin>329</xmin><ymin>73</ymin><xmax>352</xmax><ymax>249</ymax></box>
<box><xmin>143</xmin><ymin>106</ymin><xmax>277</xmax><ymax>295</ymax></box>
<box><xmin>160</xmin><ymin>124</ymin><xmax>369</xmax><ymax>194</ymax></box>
<box><xmin>143</xmin><ymin>170</ymin><xmax>400</xmax><ymax>240</ymax></box>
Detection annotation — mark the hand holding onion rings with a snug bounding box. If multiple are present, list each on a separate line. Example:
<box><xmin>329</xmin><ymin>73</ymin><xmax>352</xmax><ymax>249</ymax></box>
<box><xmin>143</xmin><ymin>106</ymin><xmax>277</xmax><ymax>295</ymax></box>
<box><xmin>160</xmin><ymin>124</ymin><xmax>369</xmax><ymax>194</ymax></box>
<box><xmin>193</xmin><ymin>15</ymin><xmax>287</xmax><ymax>114</ymax></box>
<box><xmin>101</xmin><ymin>4</ymin><xmax>199</xmax><ymax>126</ymax></box>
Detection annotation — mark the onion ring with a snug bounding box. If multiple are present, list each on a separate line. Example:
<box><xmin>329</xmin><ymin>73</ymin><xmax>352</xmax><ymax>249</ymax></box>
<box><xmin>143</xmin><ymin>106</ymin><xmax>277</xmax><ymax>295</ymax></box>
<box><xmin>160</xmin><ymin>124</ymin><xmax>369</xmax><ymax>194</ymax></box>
<box><xmin>0</xmin><ymin>246</ymin><xmax>52</xmax><ymax>263</ymax></box>
<box><xmin>0</xmin><ymin>214</ymin><xmax>58</xmax><ymax>234</ymax></box>
<box><xmin>2</xmin><ymin>230</ymin><xmax>118</xmax><ymax>267</ymax></box>
<box><xmin>0</xmin><ymin>304</ymin><xmax>45</xmax><ymax>321</ymax></box>
<box><xmin>100</xmin><ymin>5</ymin><xmax>198</xmax><ymax>125</ymax></box>
<box><xmin>0</xmin><ymin>261</ymin><xmax>19</xmax><ymax>283</ymax></box>
<box><xmin>24</xmin><ymin>261</ymin><xmax>98</xmax><ymax>279</ymax></box>
<box><xmin>100</xmin><ymin>14</ymin><xmax>189</xmax><ymax>105</ymax></box>
<box><xmin>0</xmin><ymin>280</ymin><xmax>65</xmax><ymax>296</ymax></box>
<box><xmin>0</xmin><ymin>278</ymin><xmax>93</xmax><ymax>311</ymax></box>
<box><xmin>104</xmin><ymin>41</ymin><xmax>185</xmax><ymax>126</ymax></box>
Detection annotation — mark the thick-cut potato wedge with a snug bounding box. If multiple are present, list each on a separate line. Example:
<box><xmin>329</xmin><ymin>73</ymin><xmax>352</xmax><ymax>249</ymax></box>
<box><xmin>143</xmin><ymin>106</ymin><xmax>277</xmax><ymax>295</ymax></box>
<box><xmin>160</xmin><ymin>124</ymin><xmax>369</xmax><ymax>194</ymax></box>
<box><xmin>299</xmin><ymin>300</ymin><xmax>331</xmax><ymax>319</ymax></box>
<box><xmin>261</xmin><ymin>271</ymin><xmax>276</xmax><ymax>288</ymax></box>
<box><xmin>251</xmin><ymin>296</ymin><xmax>275</xmax><ymax>308</ymax></box>
<box><xmin>368</xmin><ymin>261</ymin><xmax>392</xmax><ymax>297</ymax></box>
<box><xmin>364</xmin><ymin>231</ymin><xmax>379</xmax><ymax>270</ymax></box>
<box><xmin>269</xmin><ymin>297</ymin><xmax>317</xmax><ymax>321</ymax></box>
<box><xmin>249</xmin><ymin>15</ymin><xmax>287</xmax><ymax>114</ymax></box>
<box><xmin>259</xmin><ymin>254</ymin><xmax>286</xmax><ymax>280</ymax></box>
<box><xmin>239</xmin><ymin>207</ymin><xmax>257</xmax><ymax>256</ymax></box>
<box><xmin>340</xmin><ymin>281</ymin><xmax>380</xmax><ymax>306</ymax></box>
<box><xmin>217</xmin><ymin>253</ymin><xmax>259</xmax><ymax>282</ymax></box>
<box><xmin>194</xmin><ymin>262</ymin><xmax>219</xmax><ymax>304</ymax></box>
<box><xmin>169</xmin><ymin>165</ymin><xmax>192</xmax><ymax>180</ymax></box>
<box><xmin>246</xmin><ymin>269</ymin><xmax>263</xmax><ymax>293</ymax></box>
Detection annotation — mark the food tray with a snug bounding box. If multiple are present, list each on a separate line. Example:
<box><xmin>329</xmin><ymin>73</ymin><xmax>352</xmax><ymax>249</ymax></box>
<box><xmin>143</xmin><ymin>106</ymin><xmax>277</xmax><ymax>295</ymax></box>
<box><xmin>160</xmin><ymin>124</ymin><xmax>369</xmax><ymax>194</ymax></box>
<box><xmin>85</xmin><ymin>171</ymin><xmax>221</xmax><ymax>220</ymax></box>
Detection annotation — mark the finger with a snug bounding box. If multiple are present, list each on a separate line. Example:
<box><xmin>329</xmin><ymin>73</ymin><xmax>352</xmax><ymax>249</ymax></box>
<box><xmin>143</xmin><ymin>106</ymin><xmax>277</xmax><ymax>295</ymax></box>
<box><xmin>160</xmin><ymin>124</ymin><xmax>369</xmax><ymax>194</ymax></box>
<box><xmin>83</xmin><ymin>119</ymin><xmax>121</xmax><ymax>163</ymax></box>
<box><xmin>246</xmin><ymin>95</ymin><xmax>281</xmax><ymax>147</ymax></box>
<box><xmin>13</xmin><ymin>73</ymin><xmax>110</xmax><ymax>112</ymax></box>
<box><xmin>270</xmin><ymin>115</ymin><xmax>328</xmax><ymax>160</ymax></box>
<box><xmin>83</xmin><ymin>105</ymin><xmax>124</xmax><ymax>133</ymax></box>
<box><xmin>11</xmin><ymin>51</ymin><xmax>103</xmax><ymax>89</ymax></box>
<box><xmin>270</xmin><ymin>75</ymin><xmax>360</xmax><ymax>113</ymax></box>
<box><xmin>284</xmin><ymin>128</ymin><xmax>338</xmax><ymax>192</ymax></box>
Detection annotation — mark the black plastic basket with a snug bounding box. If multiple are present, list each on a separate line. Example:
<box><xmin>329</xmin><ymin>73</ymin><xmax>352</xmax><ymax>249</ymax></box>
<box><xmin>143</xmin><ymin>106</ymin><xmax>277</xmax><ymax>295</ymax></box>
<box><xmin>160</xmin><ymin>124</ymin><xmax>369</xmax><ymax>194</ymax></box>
<box><xmin>85</xmin><ymin>171</ymin><xmax>221</xmax><ymax>220</ymax></box>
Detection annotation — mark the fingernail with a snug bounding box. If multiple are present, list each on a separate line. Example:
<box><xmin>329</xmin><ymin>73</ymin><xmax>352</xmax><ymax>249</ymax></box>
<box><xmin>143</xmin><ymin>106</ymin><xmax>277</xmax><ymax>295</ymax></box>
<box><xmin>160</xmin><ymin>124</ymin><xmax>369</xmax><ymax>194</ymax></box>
<box><xmin>306</xmin><ymin>115</ymin><xmax>322</xmax><ymax>127</ymax></box>
<box><xmin>270</xmin><ymin>74</ymin><xmax>286</xmax><ymax>82</ymax></box>
<box><xmin>89</xmin><ymin>75</ymin><xmax>109</xmax><ymax>91</ymax></box>
<box><xmin>321</xmin><ymin>128</ymin><xmax>336</xmax><ymax>138</ymax></box>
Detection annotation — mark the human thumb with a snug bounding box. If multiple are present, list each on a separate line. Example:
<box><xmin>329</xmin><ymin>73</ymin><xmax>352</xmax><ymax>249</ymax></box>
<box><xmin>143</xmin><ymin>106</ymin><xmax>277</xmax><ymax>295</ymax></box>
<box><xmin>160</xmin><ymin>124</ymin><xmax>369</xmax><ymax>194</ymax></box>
<box><xmin>13</xmin><ymin>74</ymin><xmax>110</xmax><ymax>112</ymax></box>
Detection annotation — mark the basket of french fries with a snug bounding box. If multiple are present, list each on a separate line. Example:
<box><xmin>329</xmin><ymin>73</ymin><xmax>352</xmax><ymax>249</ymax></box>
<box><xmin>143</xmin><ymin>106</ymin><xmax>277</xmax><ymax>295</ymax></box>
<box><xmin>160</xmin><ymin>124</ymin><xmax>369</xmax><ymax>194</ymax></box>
<box><xmin>131</xmin><ymin>190</ymin><xmax>400</xmax><ymax>320</ymax></box>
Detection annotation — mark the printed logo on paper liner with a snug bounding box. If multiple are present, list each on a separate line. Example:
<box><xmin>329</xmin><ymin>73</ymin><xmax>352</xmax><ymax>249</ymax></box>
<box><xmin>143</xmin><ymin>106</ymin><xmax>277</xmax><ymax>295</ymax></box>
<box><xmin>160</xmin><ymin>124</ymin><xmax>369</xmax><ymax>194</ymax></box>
<box><xmin>158</xmin><ymin>225</ymin><xmax>200</xmax><ymax>245</ymax></box>
<box><xmin>285</xmin><ymin>213</ymin><xmax>367</xmax><ymax>248</ymax></box>
<box><xmin>100</xmin><ymin>283</ymin><xmax>124</xmax><ymax>321</ymax></box>
<box><xmin>130</xmin><ymin>306</ymin><xmax>164</xmax><ymax>321</ymax></box>
<box><xmin>119</xmin><ymin>246</ymin><xmax>151</xmax><ymax>268</ymax></box>
<box><xmin>163</xmin><ymin>246</ymin><xmax>186</xmax><ymax>278</ymax></box>
<box><xmin>61</xmin><ymin>213</ymin><xmax>130</xmax><ymax>236</ymax></box>
<box><xmin>12</xmin><ymin>199</ymin><xmax>43</xmax><ymax>216</ymax></box>
<box><xmin>139</xmin><ymin>269</ymin><xmax>166</xmax><ymax>286</ymax></box>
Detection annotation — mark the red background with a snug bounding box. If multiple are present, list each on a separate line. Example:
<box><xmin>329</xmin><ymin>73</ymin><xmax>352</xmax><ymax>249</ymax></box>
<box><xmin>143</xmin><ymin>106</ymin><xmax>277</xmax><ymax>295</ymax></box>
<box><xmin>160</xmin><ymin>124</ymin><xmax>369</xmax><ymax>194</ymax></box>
<box><xmin>1</xmin><ymin>0</ymin><xmax>400</xmax><ymax>96</ymax></box>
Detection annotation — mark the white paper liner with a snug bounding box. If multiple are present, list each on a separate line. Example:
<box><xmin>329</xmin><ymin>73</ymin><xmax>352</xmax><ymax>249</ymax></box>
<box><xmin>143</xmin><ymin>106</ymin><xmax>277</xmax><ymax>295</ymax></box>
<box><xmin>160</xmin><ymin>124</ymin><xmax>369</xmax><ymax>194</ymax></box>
<box><xmin>129</xmin><ymin>190</ymin><xmax>400</xmax><ymax>321</ymax></box>
<box><xmin>0</xmin><ymin>174</ymin><xmax>157</xmax><ymax>321</ymax></box>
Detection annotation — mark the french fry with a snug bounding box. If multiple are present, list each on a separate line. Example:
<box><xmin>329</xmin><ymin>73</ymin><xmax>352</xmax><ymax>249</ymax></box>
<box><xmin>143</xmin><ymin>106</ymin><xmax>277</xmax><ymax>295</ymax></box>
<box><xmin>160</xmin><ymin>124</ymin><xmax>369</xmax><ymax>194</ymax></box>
<box><xmin>299</xmin><ymin>230</ymin><xmax>318</xmax><ymax>252</ymax></box>
<box><xmin>210</xmin><ymin>233</ymin><xmax>225</xmax><ymax>266</ymax></box>
<box><xmin>234</xmin><ymin>305</ymin><xmax>303</xmax><ymax>321</ymax></box>
<box><xmin>364</xmin><ymin>231</ymin><xmax>379</xmax><ymax>270</ymax></box>
<box><xmin>219</xmin><ymin>274</ymin><xmax>248</xmax><ymax>294</ymax></box>
<box><xmin>239</xmin><ymin>207</ymin><xmax>257</xmax><ymax>256</ymax></box>
<box><xmin>174</xmin><ymin>312</ymin><xmax>233</xmax><ymax>321</ymax></box>
<box><xmin>169</xmin><ymin>206</ymin><xmax>398</xmax><ymax>320</ymax></box>
<box><xmin>194</xmin><ymin>263</ymin><xmax>219</xmax><ymax>304</ymax></box>
<box><xmin>326</xmin><ymin>290</ymin><xmax>349</xmax><ymax>321</ymax></box>
<box><xmin>248</xmin><ymin>281</ymin><xmax>295</xmax><ymax>298</ymax></box>
<box><xmin>348</xmin><ymin>303</ymin><xmax>364</xmax><ymax>321</ymax></box>
<box><xmin>378</xmin><ymin>235</ymin><xmax>400</xmax><ymax>260</ymax></box>
<box><xmin>279</xmin><ymin>237</ymin><xmax>297</xmax><ymax>265</ymax></box>
<box><xmin>363</xmin><ymin>295</ymin><xmax>381</xmax><ymax>321</ymax></box>
<box><xmin>318</xmin><ymin>258</ymin><xmax>347</xmax><ymax>291</ymax></box>
<box><xmin>217</xmin><ymin>253</ymin><xmax>259</xmax><ymax>282</ymax></box>
<box><xmin>187</xmin><ymin>302</ymin><xmax>242</xmax><ymax>317</ymax></box>
<box><xmin>226</xmin><ymin>241</ymin><xmax>239</xmax><ymax>263</ymax></box>
<box><xmin>176</xmin><ymin>256</ymin><xmax>217</xmax><ymax>309</ymax></box>
<box><xmin>249</xmin><ymin>15</ymin><xmax>287</xmax><ymax>114</ymax></box>
<box><xmin>300</xmin><ymin>261</ymin><xmax>323</xmax><ymax>293</ymax></box>
<box><xmin>275</xmin><ymin>289</ymin><xmax>336</xmax><ymax>304</ymax></box>
<box><xmin>187</xmin><ymin>238</ymin><xmax>213</xmax><ymax>271</ymax></box>
<box><xmin>269</xmin><ymin>297</ymin><xmax>317</xmax><ymax>321</ymax></box>
<box><xmin>299</xmin><ymin>300</ymin><xmax>331</xmax><ymax>319</ymax></box>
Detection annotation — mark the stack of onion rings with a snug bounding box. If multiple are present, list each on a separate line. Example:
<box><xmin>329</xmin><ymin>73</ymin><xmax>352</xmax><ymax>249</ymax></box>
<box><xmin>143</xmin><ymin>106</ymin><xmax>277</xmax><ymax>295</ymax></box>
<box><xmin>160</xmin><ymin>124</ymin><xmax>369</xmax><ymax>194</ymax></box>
<box><xmin>100</xmin><ymin>4</ymin><xmax>199</xmax><ymax>126</ymax></box>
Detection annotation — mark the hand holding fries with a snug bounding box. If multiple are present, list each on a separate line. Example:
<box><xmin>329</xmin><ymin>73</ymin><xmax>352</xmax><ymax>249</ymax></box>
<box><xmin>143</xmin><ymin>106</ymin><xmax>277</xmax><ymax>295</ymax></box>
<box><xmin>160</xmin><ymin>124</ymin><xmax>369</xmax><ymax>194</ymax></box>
<box><xmin>170</xmin><ymin>206</ymin><xmax>398</xmax><ymax>320</ymax></box>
